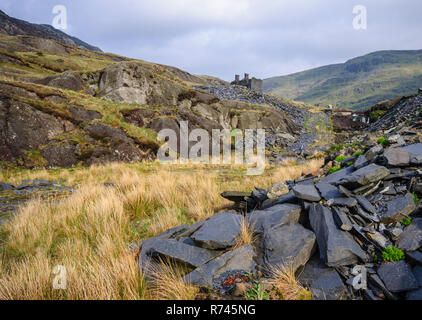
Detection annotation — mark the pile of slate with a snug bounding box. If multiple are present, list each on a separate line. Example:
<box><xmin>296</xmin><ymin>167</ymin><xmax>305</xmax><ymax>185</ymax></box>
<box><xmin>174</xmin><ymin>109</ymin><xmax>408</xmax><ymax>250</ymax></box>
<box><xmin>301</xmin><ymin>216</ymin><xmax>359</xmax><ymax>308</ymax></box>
<box><xmin>136</xmin><ymin>139</ymin><xmax>422</xmax><ymax>300</ymax></box>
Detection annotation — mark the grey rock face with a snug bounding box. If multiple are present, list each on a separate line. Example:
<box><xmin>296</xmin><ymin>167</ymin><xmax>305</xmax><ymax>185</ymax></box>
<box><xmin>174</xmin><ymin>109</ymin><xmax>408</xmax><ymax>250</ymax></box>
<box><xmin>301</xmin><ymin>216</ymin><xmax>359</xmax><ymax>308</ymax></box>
<box><xmin>355</xmin><ymin>195</ymin><xmax>377</xmax><ymax>215</ymax></box>
<box><xmin>332</xmin><ymin>197</ymin><xmax>357</xmax><ymax>208</ymax></box>
<box><xmin>309</xmin><ymin>204</ymin><xmax>368</xmax><ymax>267</ymax></box>
<box><xmin>365</xmin><ymin>145</ymin><xmax>384</xmax><ymax>161</ymax></box>
<box><xmin>377</xmin><ymin>261</ymin><xmax>419</xmax><ymax>293</ymax></box>
<box><xmin>292</xmin><ymin>184</ymin><xmax>321</xmax><ymax>202</ymax></box>
<box><xmin>380</xmin><ymin>193</ymin><xmax>416</xmax><ymax>224</ymax></box>
<box><xmin>354</xmin><ymin>155</ymin><xmax>369</xmax><ymax>170</ymax></box>
<box><xmin>384</xmin><ymin>147</ymin><xmax>410</xmax><ymax>167</ymax></box>
<box><xmin>319</xmin><ymin>165</ymin><xmax>355</xmax><ymax>185</ymax></box>
<box><xmin>408</xmin><ymin>251</ymin><xmax>422</xmax><ymax>266</ymax></box>
<box><xmin>247</xmin><ymin>203</ymin><xmax>302</xmax><ymax>234</ymax></box>
<box><xmin>338</xmin><ymin>164</ymin><xmax>390</xmax><ymax>187</ymax></box>
<box><xmin>267</xmin><ymin>182</ymin><xmax>289</xmax><ymax>199</ymax></box>
<box><xmin>403</xmin><ymin>143</ymin><xmax>422</xmax><ymax>164</ymax></box>
<box><xmin>315</xmin><ymin>182</ymin><xmax>342</xmax><ymax>200</ymax></box>
<box><xmin>0</xmin><ymin>182</ymin><xmax>14</xmax><ymax>191</ymax></box>
<box><xmin>184</xmin><ymin>245</ymin><xmax>256</xmax><ymax>287</ymax></box>
<box><xmin>146</xmin><ymin>239</ymin><xmax>221</xmax><ymax>268</ymax></box>
<box><xmin>396</xmin><ymin>218</ymin><xmax>422</xmax><ymax>252</ymax></box>
<box><xmin>413</xmin><ymin>266</ymin><xmax>422</xmax><ymax>287</ymax></box>
<box><xmin>262</xmin><ymin>223</ymin><xmax>316</xmax><ymax>272</ymax></box>
<box><xmin>260</xmin><ymin>190</ymin><xmax>296</xmax><ymax>210</ymax></box>
<box><xmin>407</xmin><ymin>288</ymin><xmax>422</xmax><ymax>300</ymax></box>
<box><xmin>298</xmin><ymin>256</ymin><xmax>348</xmax><ymax>300</ymax></box>
<box><xmin>191</xmin><ymin>212</ymin><xmax>243</xmax><ymax>249</ymax></box>
<box><xmin>332</xmin><ymin>207</ymin><xmax>353</xmax><ymax>231</ymax></box>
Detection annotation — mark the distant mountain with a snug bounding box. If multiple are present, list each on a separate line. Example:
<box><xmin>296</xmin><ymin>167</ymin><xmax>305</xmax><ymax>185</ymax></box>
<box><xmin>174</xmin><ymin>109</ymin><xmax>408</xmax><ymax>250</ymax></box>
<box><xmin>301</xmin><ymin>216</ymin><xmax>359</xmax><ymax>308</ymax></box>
<box><xmin>264</xmin><ymin>50</ymin><xmax>422</xmax><ymax>110</ymax></box>
<box><xmin>0</xmin><ymin>9</ymin><xmax>101</xmax><ymax>52</ymax></box>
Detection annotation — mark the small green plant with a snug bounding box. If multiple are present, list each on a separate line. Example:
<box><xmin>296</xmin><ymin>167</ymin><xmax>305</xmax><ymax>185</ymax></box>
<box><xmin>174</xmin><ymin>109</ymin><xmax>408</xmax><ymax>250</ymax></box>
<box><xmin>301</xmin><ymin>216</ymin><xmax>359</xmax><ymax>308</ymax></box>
<box><xmin>245</xmin><ymin>281</ymin><xmax>269</xmax><ymax>301</ymax></box>
<box><xmin>329</xmin><ymin>166</ymin><xmax>341</xmax><ymax>174</ymax></box>
<box><xmin>335</xmin><ymin>155</ymin><xmax>346</xmax><ymax>163</ymax></box>
<box><xmin>373</xmin><ymin>254</ymin><xmax>379</xmax><ymax>263</ymax></box>
<box><xmin>382</xmin><ymin>246</ymin><xmax>405</xmax><ymax>262</ymax></box>
<box><xmin>377</xmin><ymin>137</ymin><xmax>388</xmax><ymax>146</ymax></box>
<box><xmin>413</xmin><ymin>192</ymin><xmax>419</xmax><ymax>205</ymax></box>
<box><xmin>347</xmin><ymin>161</ymin><xmax>354</xmax><ymax>167</ymax></box>
<box><xmin>401</xmin><ymin>217</ymin><xmax>413</xmax><ymax>227</ymax></box>
<box><xmin>354</xmin><ymin>151</ymin><xmax>364</xmax><ymax>157</ymax></box>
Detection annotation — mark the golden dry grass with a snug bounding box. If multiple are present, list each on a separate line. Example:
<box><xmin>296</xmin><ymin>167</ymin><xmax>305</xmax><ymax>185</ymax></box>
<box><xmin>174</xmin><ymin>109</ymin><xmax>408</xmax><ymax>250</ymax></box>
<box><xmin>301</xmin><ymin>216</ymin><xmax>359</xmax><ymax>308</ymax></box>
<box><xmin>234</xmin><ymin>219</ymin><xmax>256</xmax><ymax>249</ymax></box>
<box><xmin>0</xmin><ymin>159</ymin><xmax>323</xmax><ymax>300</ymax></box>
<box><xmin>267</xmin><ymin>264</ymin><xmax>312</xmax><ymax>301</ymax></box>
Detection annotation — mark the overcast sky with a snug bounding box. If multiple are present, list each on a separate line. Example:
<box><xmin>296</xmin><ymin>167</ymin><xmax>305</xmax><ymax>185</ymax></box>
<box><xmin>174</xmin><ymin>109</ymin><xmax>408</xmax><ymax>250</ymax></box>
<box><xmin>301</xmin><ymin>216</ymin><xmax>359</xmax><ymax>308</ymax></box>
<box><xmin>2</xmin><ymin>0</ymin><xmax>422</xmax><ymax>81</ymax></box>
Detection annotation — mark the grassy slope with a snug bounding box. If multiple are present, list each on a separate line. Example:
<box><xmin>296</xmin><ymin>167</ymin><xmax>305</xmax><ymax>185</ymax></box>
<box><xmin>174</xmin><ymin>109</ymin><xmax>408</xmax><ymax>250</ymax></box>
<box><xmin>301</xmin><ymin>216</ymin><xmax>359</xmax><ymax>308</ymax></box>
<box><xmin>264</xmin><ymin>50</ymin><xmax>422</xmax><ymax>110</ymax></box>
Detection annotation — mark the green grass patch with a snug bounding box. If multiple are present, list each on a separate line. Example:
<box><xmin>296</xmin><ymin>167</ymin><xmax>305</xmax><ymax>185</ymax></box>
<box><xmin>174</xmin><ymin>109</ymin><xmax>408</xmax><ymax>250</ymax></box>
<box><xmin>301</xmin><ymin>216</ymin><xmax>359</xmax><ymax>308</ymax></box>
<box><xmin>382</xmin><ymin>246</ymin><xmax>405</xmax><ymax>262</ymax></box>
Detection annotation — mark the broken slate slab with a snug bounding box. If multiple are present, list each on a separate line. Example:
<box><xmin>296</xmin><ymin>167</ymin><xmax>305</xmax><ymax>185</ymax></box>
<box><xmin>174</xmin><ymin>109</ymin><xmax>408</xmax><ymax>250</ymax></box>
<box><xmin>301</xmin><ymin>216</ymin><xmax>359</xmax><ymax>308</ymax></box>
<box><xmin>379</xmin><ymin>192</ymin><xmax>416</xmax><ymax>224</ymax></box>
<box><xmin>309</xmin><ymin>204</ymin><xmax>368</xmax><ymax>267</ymax></box>
<box><xmin>413</xmin><ymin>265</ymin><xmax>422</xmax><ymax>287</ymax></box>
<box><xmin>332</xmin><ymin>207</ymin><xmax>353</xmax><ymax>231</ymax></box>
<box><xmin>332</xmin><ymin>197</ymin><xmax>357</xmax><ymax>208</ymax></box>
<box><xmin>267</xmin><ymin>182</ymin><xmax>289</xmax><ymax>199</ymax></box>
<box><xmin>406</xmin><ymin>288</ymin><xmax>422</xmax><ymax>300</ymax></box>
<box><xmin>403</xmin><ymin>143</ymin><xmax>422</xmax><ymax>165</ymax></box>
<box><xmin>354</xmin><ymin>155</ymin><xmax>369</xmax><ymax>170</ymax></box>
<box><xmin>396</xmin><ymin>218</ymin><xmax>422</xmax><ymax>252</ymax></box>
<box><xmin>147</xmin><ymin>239</ymin><xmax>221</xmax><ymax>268</ymax></box>
<box><xmin>246</xmin><ymin>203</ymin><xmax>302</xmax><ymax>234</ymax></box>
<box><xmin>355</xmin><ymin>195</ymin><xmax>377</xmax><ymax>215</ymax></box>
<box><xmin>298</xmin><ymin>255</ymin><xmax>348</xmax><ymax>300</ymax></box>
<box><xmin>319</xmin><ymin>165</ymin><xmax>355</xmax><ymax>185</ymax></box>
<box><xmin>262</xmin><ymin>223</ymin><xmax>316</xmax><ymax>273</ymax></box>
<box><xmin>191</xmin><ymin>212</ymin><xmax>243</xmax><ymax>249</ymax></box>
<box><xmin>384</xmin><ymin>147</ymin><xmax>410</xmax><ymax>167</ymax></box>
<box><xmin>377</xmin><ymin>261</ymin><xmax>419</xmax><ymax>293</ymax></box>
<box><xmin>260</xmin><ymin>190</ymin><xmax>297</xmax><ymax>210</ymax></box>
<box><xmin>0</xmin><ymin>182</ymin><xmax>14</xmax><ymax>191</ymax></box>
<box><xmin>292</xmin><ymin>184</ymin><xmax>321</xmax><ymax>202</ymax></box>
<box><xmin>407</xmin><ymin>251</ymin><xmax>422</xmax><ymax>266</ymax></box>
<box><xmin>184</xmin><ymin>245</ymin><xmax>256</xmax><ymax>287</ymax></box>
<box><xmin>338</xmin><ymin>164</ymin><xmax>390</xmax><ymax>187</ymax></box>
<box><xmin>315</xmin><ymin>182</ymin><xmax>342</xmax><ymax>200</ymax></box>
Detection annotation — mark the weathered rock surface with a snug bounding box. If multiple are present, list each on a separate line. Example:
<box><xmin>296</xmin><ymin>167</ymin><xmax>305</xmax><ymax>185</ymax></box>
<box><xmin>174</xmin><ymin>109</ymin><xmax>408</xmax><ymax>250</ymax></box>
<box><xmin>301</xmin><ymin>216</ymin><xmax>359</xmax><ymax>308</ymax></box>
<box><xmin>309</xmin><ymin>204</ymin><xmax>368</xmax><ymax>267</ymax></box>
<box><xmin>377</xmin><ymin>261</ymin><xmax>419</xmax><ymax>293</ymax></box>
<box><xmin>338</xmin><ymin>164</ymin><xmax>390</xmax><ymax>187</ymax></box>
<box><xmin>292</xmin><ymin>184</ymin><xmax>321</xmax><ymax>202</ymax></box>
<box><xmin>185</xmin><ymin>245</ymin><xmax>256</xmax><ymax>287</ymax></box>
<box><xmin>384</xmin><ymin>147</ymin><xmax>410</xmax><ymax>167</ymax></box>
<box><xmin>267</xmin><ymin>182</ymin><xmax>289</xmax><ymax>199</ymax></box>
<box><xmin>315</xmin><ymin>182</ymin><xmax>342</xmax><ymax>200</ymax></box>
<box><xmin>298</xmin><ymin>256</ymin><xmax>348</xmax><ymax>300</ymax></box>
<box><xmin>191</xmin><ymin>212</ymin><xmax>243</xmax><ymax>249</ymax></box>
<box><xmin>396</xmin><ymin>218</ymin><xmax>422</xmax><ymax>252</ymax></box>
<box><xmin>246</xmin><ymin>203</ymin><xmax>302</xmax><ymax>234</ymax></box>
<box><xmin>380</xmin><ymin>193</ymin><xmax>416</xmax><ymax>224</ymax></box>
<box><xmin>146</xmin><ymin>239</ymin><xmax>221</xmax><ymax>268</ymax></box>
<box><xmin>262</xmin><ymin>223</ymin><xmax>315</xmax><ymax>272</ymax></box>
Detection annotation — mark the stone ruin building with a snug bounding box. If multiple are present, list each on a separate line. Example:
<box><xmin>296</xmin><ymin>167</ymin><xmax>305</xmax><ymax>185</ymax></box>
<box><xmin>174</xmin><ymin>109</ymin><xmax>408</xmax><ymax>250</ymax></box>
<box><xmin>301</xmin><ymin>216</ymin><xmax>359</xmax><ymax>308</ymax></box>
<box><xmin>231</xmin><ymin>73</ymin><xmax>263</xmax><ymax>92</ymax></box>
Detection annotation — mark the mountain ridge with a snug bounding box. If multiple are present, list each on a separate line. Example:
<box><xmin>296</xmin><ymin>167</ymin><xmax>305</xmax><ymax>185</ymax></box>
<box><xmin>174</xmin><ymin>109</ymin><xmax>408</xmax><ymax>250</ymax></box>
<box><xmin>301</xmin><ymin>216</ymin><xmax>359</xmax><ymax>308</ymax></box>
<box><xmin>264</xmin><ymin>49</ymin><xmax>422</xmax><ymax>110</ymax></box>
<box><xmin>0</xmin><ymin>9</ymin><xmax>102</xmax><ymax>52</ymax></box>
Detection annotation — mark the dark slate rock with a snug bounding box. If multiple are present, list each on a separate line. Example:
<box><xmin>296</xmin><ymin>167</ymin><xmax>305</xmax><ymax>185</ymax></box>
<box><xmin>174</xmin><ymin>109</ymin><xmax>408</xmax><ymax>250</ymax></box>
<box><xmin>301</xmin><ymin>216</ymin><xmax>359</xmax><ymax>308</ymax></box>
<box><xmin>309</xmin><ymin>204</ymin><xmax>368</xmax><ymax>267</ymax></box>
<box><xmin>403</xmin><ymin>143</ymin><xmax>422</xmax><ymax>164</ymax></box>
<box><xmin>315</xmin><ymin>182</ymin><xmax>342</xmax><ymax>200</ymax></box>
<box><xmin>260</xmin><ymin>190</ymin><xmax>296</xmax><ymax>210</ymax></box>
<box><xmin>384</xmin><ymin>147</ymin><xmax>410</xmax><ymax>167</ymax></box>
<box><xmin>298</xmin><ymin>256</ymin><xmax>348</xmax><ymax>300</ymax></box>
<box><xmin>251</xmin><ymin>187</ymin><xmax>268</xmax><ymax>202</ymax></box>
<box><xmin>408</xmin><ymin>251</ymin><xmax>422</xmax><ymax>266</ymax></box>
<box><xmin>262</xmin><ymin>223</ymin><xmax>316</xmax><ymax>272</ymax></box>
<box><xmin>332</xmin><ymin>207</ymin><xmax>353</xmax><ymax>231</ymax></box>
<box><xmin>406</xmin><ymin>288</ymin><xmax>422</xmax><ymax>300</ymax></box>
<box><xmin>377</xmin><ymin>261</ymin><xmax>419</xmax><ymax>293</ymax></box>
<box><xmin>355</xmin><ymin>195</ymin><xmax>377</xmax><ymax>215</ymax></box>
<box><xmin>380</xmin><ymin>193</ymin><xmax>417</xmax><ymax>224</ymax></box>
<box><xmin>191</xmin><ymin>212</ymin><xmax>243</xmax><ymax>249</ymax></box>
<box><xmin>319</xmin><ymin>165</ymin><xmax>355</xmax><ymax>185</ymax></box>
<box><xmin>396</xmin><ymin>218</ymin><xmax>422</xmax><ymax>252</ymax></box>
<box><xmin>365</xmin><ymin>145</ymin><xmax>384</xmax><ymax>161</ymax></box>
<box><xmin>246</xmin><ymin>203</ymin><xmax>302</xmax><ymax>234</ymax></box>
<box><xmin>0</xmin><ymin>182</ymin><xmax>14</xmax><ymax>191</ymax></box>
<box><xmin>147</xmin><ymin>239</ymin><xmax>221</xmax><ymax>268</ymax></box>
<box><xmin>184</xmin><ymin>245</ymin><xmax>256</xmax><ymax>287</ymax></box>
<box><xmin>338</xmin><ymin>164</ymin><xmax>390</xmax><ymax>187</ymax></box>
<box><xmin>292</xmin><ymin>184</ymin><xmax>321</xmax><ymax>202</ymax></box>
<box><xmin>354</xmin><ymin>155</ymin><xmax>369</xmax><ymax>170</ymax></box>
<box><xmin>332</xmin><ymin>197</ymin><xmax>357</xmax><ymax>208</ymax></box>
<box><xmin>178</xmin><ymin>237</ymin><xmax>197</xmax><ymax>247</ymax></box>
<box><xmin>338</xmin><ymin>185</ymin><xmax>354</xmax><ymax>198</ymax></box>
<box><xmin>221</xmin><ymin>191</ymin><xmax>251</xmax><ymax>202</ymax></box>
<box><xmin>176</xmin><ymin>221</ymin><xmax>205</xmax><ymax>239</ymax></box>
<box><xmin>413</xmin><ymin>266</ymin><xmax>422</xmax><ymax>287</ymax></box>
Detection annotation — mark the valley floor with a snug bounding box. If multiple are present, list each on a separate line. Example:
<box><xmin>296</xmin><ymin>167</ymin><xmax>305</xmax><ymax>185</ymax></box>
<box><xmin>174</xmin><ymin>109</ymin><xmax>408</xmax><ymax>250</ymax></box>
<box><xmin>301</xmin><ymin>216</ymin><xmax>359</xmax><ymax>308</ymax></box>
<box><xmin>0</xmin><ymin>159</ymin><xmax>322</xmax><ymax>300</ymax></box>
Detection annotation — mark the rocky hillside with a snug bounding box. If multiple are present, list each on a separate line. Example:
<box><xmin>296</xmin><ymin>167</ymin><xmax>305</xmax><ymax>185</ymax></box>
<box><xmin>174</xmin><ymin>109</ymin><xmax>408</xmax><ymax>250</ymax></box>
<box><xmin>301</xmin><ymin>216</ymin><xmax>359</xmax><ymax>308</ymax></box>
<box><xmin>0</xmin><ymin>28</ymin><xmax>311</xmax><ymax>168</ymax></box>
<box><xmin>138</xmin><ymin>131</ymin><xmax>422</xmax><ymax>300</ymax></box>
<box><xmin>264</xmin><ymin>50</ymin><xmax>422</xmax><ymax>110</ymax></box>
<box><xmin>0</xmin><ymin>10</ymin><xmax>101</xmax><ymax>52</ymax></box>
